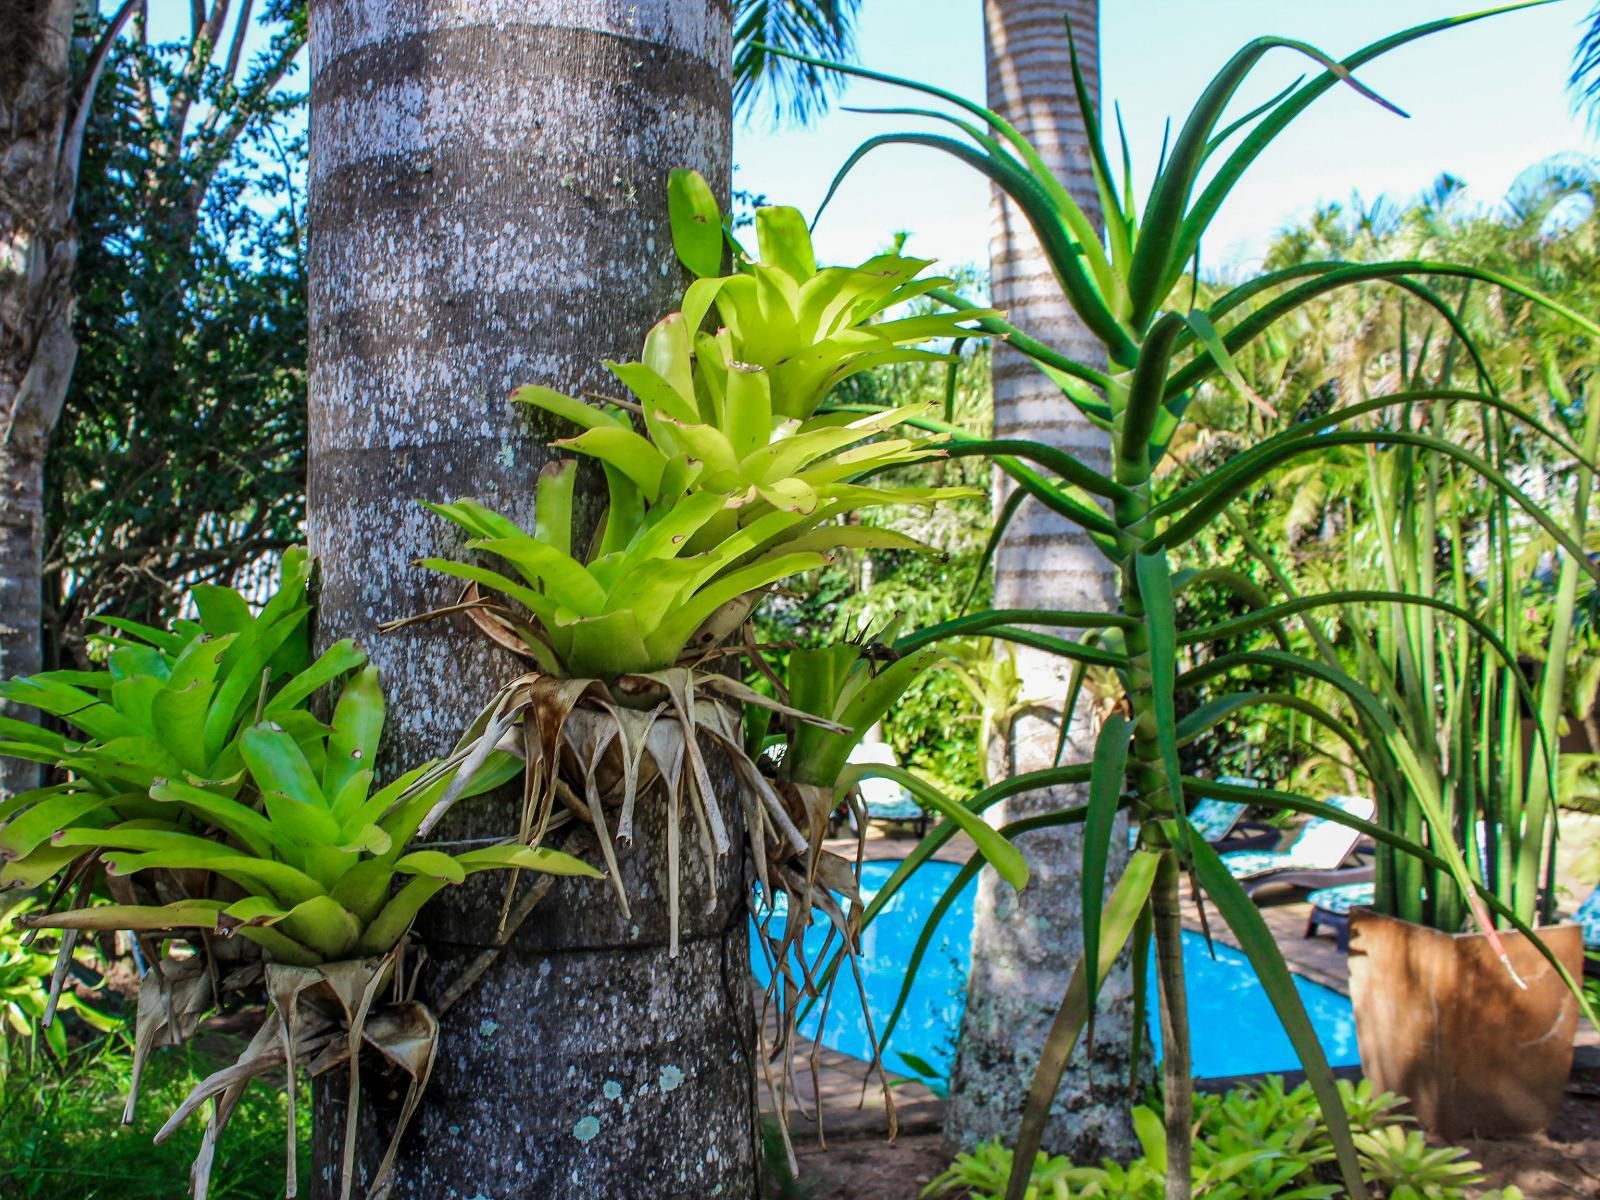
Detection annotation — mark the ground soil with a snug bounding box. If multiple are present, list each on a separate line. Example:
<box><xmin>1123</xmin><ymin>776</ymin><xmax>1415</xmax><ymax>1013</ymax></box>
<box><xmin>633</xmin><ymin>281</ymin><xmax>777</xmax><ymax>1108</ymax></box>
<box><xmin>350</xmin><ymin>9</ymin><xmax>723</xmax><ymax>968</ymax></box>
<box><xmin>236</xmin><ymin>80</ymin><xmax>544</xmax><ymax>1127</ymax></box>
<box><xmin>1462</xmin><ymin>1087</ymin><xmax>1600</xmax><ymax>1199</ymax></box>
<box><xmin>787</xmin><ymin>1090</ymin><xmax>1600</xmax><ymax>1199</ymax></box>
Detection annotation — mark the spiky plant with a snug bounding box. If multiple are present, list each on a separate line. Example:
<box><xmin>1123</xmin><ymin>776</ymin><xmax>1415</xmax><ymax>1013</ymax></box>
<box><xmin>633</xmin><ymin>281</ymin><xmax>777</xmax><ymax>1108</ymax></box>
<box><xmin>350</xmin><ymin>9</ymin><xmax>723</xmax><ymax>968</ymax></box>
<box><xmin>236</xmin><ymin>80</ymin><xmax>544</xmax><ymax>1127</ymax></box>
<box><xmin>0</xmin><ymin>558</ymin><xmax>597</xmax><ymax>1199</ymax></box>
<box><xmin>398</xmin><ymin>192</ymin><xmax>1017</xmax><ymax>1162</ymax></box>
<box><xmin>744</xmin><ymin>631</ymin><xmax>1027</xmax><ymax>1167</ymax></box>
<box><xmin>770</xmin><ymin>6</ymin><xmax>1600</xmax><ymax>1198</ymax></box>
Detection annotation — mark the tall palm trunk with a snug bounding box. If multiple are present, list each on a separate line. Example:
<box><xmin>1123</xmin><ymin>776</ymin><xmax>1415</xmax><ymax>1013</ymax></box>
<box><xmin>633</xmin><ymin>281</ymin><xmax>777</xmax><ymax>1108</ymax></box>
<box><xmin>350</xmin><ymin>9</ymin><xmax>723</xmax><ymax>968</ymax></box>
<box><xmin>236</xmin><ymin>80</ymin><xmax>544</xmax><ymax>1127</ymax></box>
<box><xmin>303</xmin><ymin>4</ymin><xmax>752</xmax><ymax>1196</ymax></box>
<box><xmin>947</xmin><ymin>0</ymin><xmax>1140</xmax><ymax>1162</ymax></box>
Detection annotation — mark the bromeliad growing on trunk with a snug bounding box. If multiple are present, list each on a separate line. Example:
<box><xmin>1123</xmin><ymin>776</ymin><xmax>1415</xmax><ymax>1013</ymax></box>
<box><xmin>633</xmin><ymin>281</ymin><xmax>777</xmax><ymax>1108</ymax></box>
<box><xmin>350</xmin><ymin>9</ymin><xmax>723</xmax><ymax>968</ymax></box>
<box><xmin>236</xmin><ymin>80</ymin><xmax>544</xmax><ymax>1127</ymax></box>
<box><xmin>773</xmin><ymin>4</ymin><xmax>1600</xmax><ymax>1197</ymax></box>
<box><xmin>0</xmin><ymin>560</ymin><xmax>597</xmax><ymax>1199</ymax></box>
<box><xmin>397</xmin><ymin>190</ymin><xmax>1013</xmax><ymax>1153</ymax></box>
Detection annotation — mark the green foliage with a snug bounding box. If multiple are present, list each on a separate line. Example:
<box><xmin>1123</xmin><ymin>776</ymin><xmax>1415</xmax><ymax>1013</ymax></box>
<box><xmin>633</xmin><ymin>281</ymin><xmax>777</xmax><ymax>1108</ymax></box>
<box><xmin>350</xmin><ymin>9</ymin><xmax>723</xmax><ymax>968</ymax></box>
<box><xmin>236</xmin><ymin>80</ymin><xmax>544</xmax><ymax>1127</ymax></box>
<box><xmin>925</xmin><ymin>1077</ymin><xmax>1522</xmax><ymax>1200</ymax></box>
<box><xmin>0</xmin><ymin>1033</ymin><xmax>306</xmax><ymax>1200</ymax></box>
<box><xmin>0</xmin><ymin>901</ymin><xmax>119</xmax><ymax>1078</ymax></box>
<box><xmin>50</xmin><ymin>8</ymin><xmax>308</xmax><ymax>667</ymax></box>
<box><xmin>1</xmin><ymin>547</ymin><xmax>590</xmax><ymax>965</ymax></box>
<box><xmin>24</xmin><ymin>664</ymin><xmax>594</xmax><ymax>964</ymax></box>
<box><xmin>423</xmin><ymin>192</ymin><xmax>981</xmax><ymax>680</ymax></box>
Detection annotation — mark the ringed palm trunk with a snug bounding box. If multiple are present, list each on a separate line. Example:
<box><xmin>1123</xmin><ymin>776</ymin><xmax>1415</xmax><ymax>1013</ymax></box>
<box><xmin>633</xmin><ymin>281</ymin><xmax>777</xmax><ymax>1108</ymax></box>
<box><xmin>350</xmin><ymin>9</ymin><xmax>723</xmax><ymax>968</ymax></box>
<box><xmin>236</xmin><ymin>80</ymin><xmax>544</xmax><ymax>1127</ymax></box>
<box><xmin>947</xmin><ymin>0</ymin><xmax>1142</xmax><ymax>1162</ymax></box>
<box><xmin>304</xmin><ymin>4</ymin><xmax>754</xmax><ymax>1196</ymax></box>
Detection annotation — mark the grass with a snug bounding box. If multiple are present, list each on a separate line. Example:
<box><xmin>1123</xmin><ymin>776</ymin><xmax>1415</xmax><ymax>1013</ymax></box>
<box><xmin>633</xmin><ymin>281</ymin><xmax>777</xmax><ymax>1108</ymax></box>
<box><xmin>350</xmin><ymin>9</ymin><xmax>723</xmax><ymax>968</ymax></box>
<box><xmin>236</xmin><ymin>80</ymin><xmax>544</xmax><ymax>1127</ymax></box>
<box><xmin>0</xmin><ymin>1028</ymin><xmax>306</xmax><ymax>1200</ymax></box>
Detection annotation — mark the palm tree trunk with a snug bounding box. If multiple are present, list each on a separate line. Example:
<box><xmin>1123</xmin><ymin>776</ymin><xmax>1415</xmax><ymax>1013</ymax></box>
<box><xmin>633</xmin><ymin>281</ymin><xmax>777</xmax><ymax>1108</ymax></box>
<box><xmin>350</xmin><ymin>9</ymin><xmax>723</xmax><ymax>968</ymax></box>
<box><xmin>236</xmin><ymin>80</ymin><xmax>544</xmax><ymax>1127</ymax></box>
<box><xmin>947</xmin><ymin>0</ymin><xmax>1142</xmax><ymax>1163</ymax></box>
<box><xmin>304</xmin><ymin>4</ymin><xmax>752</xmax><ymax>1196</ymax></box>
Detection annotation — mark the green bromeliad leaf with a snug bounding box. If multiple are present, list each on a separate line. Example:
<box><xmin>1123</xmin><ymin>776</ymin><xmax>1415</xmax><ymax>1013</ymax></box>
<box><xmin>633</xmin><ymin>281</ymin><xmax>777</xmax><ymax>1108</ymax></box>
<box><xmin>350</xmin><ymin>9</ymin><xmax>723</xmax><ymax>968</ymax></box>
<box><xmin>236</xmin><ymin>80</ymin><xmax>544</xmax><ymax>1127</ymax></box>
<box><xmin>19</xmin><ymin>666</ymin><xmax>593</xmax><ymax>966</ymax></box>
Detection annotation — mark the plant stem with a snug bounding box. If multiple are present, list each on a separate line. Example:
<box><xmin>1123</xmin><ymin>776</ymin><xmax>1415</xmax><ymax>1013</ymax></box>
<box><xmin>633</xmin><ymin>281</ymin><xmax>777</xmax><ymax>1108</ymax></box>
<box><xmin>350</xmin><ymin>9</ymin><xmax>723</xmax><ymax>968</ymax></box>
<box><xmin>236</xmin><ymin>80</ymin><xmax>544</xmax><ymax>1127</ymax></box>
<box><xmin>1152</xmin><ymin>850</ymin><xmax>1191</xmax><ymax>1200</ymax></box>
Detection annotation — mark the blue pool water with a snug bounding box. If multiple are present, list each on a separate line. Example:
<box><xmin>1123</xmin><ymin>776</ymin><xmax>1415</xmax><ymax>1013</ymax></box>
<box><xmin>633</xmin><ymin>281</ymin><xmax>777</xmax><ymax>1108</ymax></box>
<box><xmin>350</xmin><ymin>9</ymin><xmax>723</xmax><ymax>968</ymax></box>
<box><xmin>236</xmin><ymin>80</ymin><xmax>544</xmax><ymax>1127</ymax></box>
<box><xmin>748</xmin><ymin>859</ymin><xmax>1359</xmax><ymax>1082</ymax></box>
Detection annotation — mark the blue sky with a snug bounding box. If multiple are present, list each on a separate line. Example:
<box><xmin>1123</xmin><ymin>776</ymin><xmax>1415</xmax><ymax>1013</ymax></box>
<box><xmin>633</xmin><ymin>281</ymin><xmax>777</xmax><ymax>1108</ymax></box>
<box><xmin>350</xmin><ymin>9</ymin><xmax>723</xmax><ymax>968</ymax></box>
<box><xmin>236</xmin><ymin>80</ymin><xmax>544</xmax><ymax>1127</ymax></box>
<box><xmin>734</xmin><ymin>0</ymin><xmax>1596</xmax><ymax>275</ymax></box>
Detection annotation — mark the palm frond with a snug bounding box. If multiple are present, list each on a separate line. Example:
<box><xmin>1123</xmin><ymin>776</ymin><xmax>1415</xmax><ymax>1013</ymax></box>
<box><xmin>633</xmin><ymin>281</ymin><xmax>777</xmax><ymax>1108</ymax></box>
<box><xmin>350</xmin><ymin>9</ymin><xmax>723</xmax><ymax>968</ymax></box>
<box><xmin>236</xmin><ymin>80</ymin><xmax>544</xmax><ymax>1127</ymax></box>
<box><xmin>733</xmin><ymin>0</ymin><xmax>862</xmax><ymax>126</ymax></box>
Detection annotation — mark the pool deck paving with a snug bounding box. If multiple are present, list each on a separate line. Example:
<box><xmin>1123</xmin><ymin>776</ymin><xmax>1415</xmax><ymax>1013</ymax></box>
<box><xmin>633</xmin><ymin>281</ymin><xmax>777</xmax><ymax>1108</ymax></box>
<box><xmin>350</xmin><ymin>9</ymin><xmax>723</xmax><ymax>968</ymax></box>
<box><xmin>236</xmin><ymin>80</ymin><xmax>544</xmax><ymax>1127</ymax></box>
<box><xmin>761</xmin><ymin>820</ymin><xmax>1600</xmax><ymax>1145</ymax></box>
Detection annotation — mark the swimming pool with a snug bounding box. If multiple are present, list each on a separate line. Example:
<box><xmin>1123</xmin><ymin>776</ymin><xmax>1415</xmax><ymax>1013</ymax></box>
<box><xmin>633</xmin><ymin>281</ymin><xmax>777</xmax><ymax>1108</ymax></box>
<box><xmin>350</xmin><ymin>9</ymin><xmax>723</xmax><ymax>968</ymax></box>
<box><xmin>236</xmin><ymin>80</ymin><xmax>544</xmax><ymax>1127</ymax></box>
<box><xmin>748</xmin><ymin>858</ymin><xmax>1359</xmax><ymax>1082</ymax></box>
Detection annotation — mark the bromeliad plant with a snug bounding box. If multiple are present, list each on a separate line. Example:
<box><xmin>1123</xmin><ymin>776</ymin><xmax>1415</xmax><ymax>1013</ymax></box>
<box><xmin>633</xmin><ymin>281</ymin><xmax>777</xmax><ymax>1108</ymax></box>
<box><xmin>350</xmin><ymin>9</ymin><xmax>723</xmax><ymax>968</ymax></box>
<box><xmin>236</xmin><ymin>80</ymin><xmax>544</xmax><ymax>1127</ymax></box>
<box><xmin>418</xmin><ymin>192</ymin><xmax>984</xmax><ymax>681</ymax></box>
<box><xmin>0</xmin><ymin>547</ymin><xmax>358</xmax><ymax>896</ymax></box>
<box><xmin>772</xmin><ymin>5</ymin><xmax>1600</xmax><ymax>1198</ymax></box>
<box><xmin>405</xmin><ymin>193</ymin><xmax>993</xmax><ymax>957</ymax></box>
<box><xmin>925</xmin><ymin>1076</ymin><xmax>1525</xmax><ymax>1200</ymax></box>
<box><xmin>0</xmin><ymin>562</ymin><xmax>597</xmax><ymax>1199</ymax></box>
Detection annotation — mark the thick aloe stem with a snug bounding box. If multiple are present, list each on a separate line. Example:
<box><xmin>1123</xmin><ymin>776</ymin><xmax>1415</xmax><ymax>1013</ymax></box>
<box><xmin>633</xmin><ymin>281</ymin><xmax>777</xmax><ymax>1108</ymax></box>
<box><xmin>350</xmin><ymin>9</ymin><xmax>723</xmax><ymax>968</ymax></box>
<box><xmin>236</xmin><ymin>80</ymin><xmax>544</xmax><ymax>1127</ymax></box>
<box><xmin>1151</xmin><ymin>851</ymin><xmax>1191</xmax><ymax>1200</ymax></box>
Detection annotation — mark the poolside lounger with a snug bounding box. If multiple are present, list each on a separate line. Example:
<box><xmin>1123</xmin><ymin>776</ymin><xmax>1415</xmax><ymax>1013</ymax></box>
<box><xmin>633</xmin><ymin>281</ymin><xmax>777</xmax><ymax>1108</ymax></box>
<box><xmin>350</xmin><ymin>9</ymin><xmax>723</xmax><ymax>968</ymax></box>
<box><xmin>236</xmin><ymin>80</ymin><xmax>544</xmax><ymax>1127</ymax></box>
<box><xmin>1127</xmin><ymin>777</ymin><xmax>1280</xmax><ymax>851</ymax></box>
<box><xmin>1305</xmin><ymin>881</ymin><xmax>1373</xmax><ymax>952</ymax></box>
<box><xmin>843</xmin><ymin>741</ymin><xmax>928</xmax><ymax>838</ymax></box>
<box><xmin>1219</xmin><ymin>793</ymin><xmax>1375</xmax><ymax>897</ymax></box>
<box><xmin>1574</xmin><ymin>884</ymin><xmax>1600</xmax><ymax>977</ymax></box>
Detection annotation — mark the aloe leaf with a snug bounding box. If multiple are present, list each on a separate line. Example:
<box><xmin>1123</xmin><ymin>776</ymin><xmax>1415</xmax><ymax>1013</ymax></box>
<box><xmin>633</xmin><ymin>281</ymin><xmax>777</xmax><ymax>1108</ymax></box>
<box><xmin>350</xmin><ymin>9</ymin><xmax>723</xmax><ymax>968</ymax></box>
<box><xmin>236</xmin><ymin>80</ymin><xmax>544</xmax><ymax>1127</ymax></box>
<box><xmin>1005</xmin><ymin>850</ymin><xmax>1160</xmax><ymax>1200</ymax></box>
<box><xmin>1189</xmin><ymin>836</ymin><xmax>1370</xmax><ymax>1198</ymax></box>
<box><xmin>1134</xmin><ymin>550</ymin><xmax>1188</xmax><ymax>846</ymax></box>
<box><xmin>814</xmin><ymin>131</ymin><xmax>1133</xmax><ymax>362</ymax></box>
<box><xmin>1082</xmin><ymin>714</ymin><xmax>1131</xmax><ymax>1028</ymax></box>
<box><xmin>837</xmin><ymin>762</ymin><xmax>1028</xmax><ymax>890</ymax></box>
<box><xmin>1170</xmin><ymin>6</ymin><xmax>1552</xmax><ymax>311</ymax></box>
<box><xmin>897</xmin><ymin>609</ymin><xmax>1134</xmax><ymax>655</ymax></box>
<box><xmin>1150</xmin><ymin>430</ymin><xmax>1600</xmax><ymax>584</ymax></box>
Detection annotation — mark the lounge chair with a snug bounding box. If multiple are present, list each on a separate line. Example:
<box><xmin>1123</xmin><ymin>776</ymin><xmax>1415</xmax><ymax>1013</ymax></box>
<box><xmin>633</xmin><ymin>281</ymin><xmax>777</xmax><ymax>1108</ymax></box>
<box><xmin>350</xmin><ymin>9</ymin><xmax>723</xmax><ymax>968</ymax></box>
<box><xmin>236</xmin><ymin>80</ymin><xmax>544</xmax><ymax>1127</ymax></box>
<box><xmin>843</xmin><ymin>742</ymin><xmax>928</xmax><ymax>838</ymax></box>
<box><xmin>1573</xmin><ymin>884</ymin><xmax>1600</xmax><ymax>977</ymax></box>
<box><xmin>1304</xmin><ymin>881</ymin><xmax>1373</xmax><ymax>952</ymax></box>
<box><xmin>1304</xmin><ymin>824</ymin><xmax>1527</xmax><ymax>951</ymax></box>
<box><xmin>1219</xmin><ymin>793</ymin><xmax>1375</xmax><ymax>898</ymax></box>
<box><xmin>1128</xmin><ymin>777</ymin><xmax>1280</xmax><ymax>851</ymax></box>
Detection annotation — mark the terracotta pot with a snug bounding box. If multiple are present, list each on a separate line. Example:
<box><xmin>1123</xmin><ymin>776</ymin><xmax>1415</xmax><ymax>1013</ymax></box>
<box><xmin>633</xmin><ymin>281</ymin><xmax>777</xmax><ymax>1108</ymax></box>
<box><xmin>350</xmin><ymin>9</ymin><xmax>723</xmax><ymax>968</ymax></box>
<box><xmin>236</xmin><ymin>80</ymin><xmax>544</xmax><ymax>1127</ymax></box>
<box><xmin>1347</xmin><ymin>909</ymin><xmax>1582</xmax><ymax>1139</ymax></box>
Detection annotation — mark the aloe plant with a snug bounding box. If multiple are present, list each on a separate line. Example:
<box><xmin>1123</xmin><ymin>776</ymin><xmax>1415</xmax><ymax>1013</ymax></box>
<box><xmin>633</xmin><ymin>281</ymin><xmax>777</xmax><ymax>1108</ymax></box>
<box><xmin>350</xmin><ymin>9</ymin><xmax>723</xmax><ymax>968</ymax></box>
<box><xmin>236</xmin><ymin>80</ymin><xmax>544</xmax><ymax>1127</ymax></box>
<box><xmin>768</xmin><ymin>6</ymin><xmax>1600</xmax><ymax>1197</ymax></box>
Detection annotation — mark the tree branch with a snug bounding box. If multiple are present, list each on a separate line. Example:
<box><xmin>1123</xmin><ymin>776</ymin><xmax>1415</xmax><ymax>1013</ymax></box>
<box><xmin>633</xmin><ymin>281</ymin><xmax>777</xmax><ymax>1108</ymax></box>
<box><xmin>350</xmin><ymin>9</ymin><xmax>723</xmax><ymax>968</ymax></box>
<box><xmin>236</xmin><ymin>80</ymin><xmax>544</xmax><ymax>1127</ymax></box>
<box><xmin>57</xmin><ymin>0</ymin><xmax>141</xmax><ymax>203</ymax></box>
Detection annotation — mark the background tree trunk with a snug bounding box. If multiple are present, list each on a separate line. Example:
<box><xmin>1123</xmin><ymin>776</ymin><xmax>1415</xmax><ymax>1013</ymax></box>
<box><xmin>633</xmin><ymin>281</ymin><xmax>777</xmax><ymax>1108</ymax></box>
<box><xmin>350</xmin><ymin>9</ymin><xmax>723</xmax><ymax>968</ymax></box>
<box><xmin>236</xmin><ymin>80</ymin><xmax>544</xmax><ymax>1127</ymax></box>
<box><xmin>947</xmin><ymin>0</ymin><xmax>1142</xmax><ymax>1162</ymax></box>
<box><xmin>303</xmin><ymin>3</ymin><xmax>752</xmax><ymax>1197</ymax></box>
<box><xmin>1</xmin><ymin>0</ymin><xmax>78</xmax><ymax>799</ymax></box>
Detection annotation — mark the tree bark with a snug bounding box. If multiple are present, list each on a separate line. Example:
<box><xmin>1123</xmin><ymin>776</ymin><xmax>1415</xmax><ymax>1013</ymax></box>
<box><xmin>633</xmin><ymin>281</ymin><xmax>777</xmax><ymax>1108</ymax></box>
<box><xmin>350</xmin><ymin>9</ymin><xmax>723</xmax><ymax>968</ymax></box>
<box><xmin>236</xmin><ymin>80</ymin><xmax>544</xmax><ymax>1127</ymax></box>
<box><xmin>947</xmin><ymin>0</ymin><xmax>1142</xmax><ymax>1162</ymax></box>
<box><xmin>1</xmin><ymin>0</ymin><xmax>78</xmax><ymax>798</ymax></box>
<box><xmin>303</xmin><ymin>3</ymin><xmax>750</xmax><ymax>1197</ymax></box>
